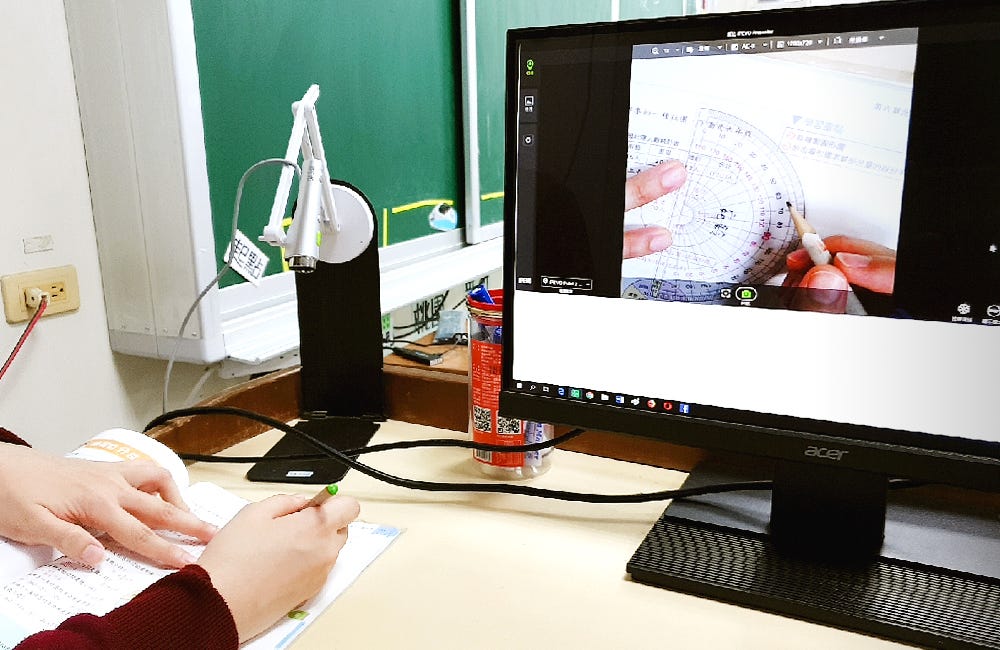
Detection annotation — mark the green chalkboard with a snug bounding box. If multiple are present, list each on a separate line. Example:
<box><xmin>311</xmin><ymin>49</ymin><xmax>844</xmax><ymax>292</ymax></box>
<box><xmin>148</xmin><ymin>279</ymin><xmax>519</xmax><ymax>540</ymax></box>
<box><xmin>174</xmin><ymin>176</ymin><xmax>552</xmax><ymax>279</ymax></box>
<box><xmin>191</xmin><ymin>1</ymin><xmax>462</xmax><ymax>286</ymax></box>
<box><xmin>473</xmin><ymin>2</ymin><xmax>613</xmax><ymax>230</ymax></box>
<box><xmin>471</xmin><ymin>1</ymin><xmax>686</xmax><ymax>229</ymax></box>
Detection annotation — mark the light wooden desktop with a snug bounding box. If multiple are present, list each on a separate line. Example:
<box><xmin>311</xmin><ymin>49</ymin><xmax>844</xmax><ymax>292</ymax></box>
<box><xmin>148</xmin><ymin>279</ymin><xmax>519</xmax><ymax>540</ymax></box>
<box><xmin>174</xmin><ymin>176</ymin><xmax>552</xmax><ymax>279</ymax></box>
<box><xmin>187</xmin><ymin>420</ymin><xmax>910</xmax><ymax>650</ymax></box>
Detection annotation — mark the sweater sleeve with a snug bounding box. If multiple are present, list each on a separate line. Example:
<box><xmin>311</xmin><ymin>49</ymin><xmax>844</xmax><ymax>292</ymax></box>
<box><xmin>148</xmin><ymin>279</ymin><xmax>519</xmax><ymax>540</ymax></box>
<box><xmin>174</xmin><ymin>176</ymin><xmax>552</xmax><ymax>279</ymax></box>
<box><xmin>15</xmin><ymin>564</ymin><xmax>239</xmax><ymax>650</ymax></box>
<box><xmin>3</xmin><ymin>430</ymin><xmax>239</xmax><ymax>648</ymax></box>
<box><xmin>0</xmin><ymin>426</ymin><xmax>28</xmax><ymax>446</ymax></box>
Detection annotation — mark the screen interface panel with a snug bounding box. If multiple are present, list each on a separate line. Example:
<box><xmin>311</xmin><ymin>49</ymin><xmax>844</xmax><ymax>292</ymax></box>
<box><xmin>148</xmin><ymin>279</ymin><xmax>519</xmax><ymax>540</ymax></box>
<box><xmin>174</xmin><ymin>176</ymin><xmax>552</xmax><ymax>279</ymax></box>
<box><xmin>508</xmin><ymin>12</ymin><xmax>1000</xmax><ymax>449</ymax></box>
<box><xmin>623</xmin><ymin>30</ymin><xmax>915</xmax><ymax>310</ymax></box>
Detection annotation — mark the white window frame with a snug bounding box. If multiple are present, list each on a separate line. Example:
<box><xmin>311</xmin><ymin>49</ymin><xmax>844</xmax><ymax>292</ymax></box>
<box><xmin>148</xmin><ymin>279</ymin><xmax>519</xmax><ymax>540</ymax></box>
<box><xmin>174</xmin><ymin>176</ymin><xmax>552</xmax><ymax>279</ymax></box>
<box><xmin>65</xmin><ymin>0</ymin><xmax>502</xmax><ymax>376</ymax></box>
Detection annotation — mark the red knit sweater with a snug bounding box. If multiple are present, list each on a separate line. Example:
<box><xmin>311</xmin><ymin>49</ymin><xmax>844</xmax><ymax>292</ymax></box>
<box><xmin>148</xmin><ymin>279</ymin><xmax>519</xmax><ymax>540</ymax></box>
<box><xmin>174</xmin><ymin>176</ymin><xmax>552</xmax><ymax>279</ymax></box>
<box><xmin>0</xmin><ymin>427</ymin><xmax>239</xmax><ymax>649</ymax></box>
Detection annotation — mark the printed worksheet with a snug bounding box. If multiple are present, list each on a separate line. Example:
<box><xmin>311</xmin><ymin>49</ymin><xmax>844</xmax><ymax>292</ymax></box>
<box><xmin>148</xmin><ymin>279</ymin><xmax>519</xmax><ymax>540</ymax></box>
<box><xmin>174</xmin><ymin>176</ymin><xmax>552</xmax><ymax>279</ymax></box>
<box><xmin>0</xmin><ymin>482</ymin><xmax>401</xmax><ymax>650</ymax></box>
<box><xmin>0</xmin><ymin>430</ymin><xmax>402</xmax><ymax>650</ymax></box>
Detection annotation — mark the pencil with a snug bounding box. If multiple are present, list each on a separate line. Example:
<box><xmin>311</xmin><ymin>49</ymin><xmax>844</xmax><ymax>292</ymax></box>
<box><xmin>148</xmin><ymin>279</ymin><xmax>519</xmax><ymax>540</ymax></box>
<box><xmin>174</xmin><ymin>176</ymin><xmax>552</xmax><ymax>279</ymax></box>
<box><xmin>305</xmin><ymin>483</ymin><xmax>339</xmax><ymax>508</ymax></box>
<box><xmin>787</xmin><ymin>201</ymin><xmax>832</xmax><ymax>266</ymax></box>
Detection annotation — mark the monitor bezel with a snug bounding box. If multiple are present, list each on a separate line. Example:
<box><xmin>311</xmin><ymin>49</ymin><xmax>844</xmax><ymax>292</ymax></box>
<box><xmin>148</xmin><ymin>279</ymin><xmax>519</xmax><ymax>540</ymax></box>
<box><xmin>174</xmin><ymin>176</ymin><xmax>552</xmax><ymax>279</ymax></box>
<box><xmin>499</xmin><ymin>0</ymin><xmax>1000</xmax><ymax>493</ymax></box>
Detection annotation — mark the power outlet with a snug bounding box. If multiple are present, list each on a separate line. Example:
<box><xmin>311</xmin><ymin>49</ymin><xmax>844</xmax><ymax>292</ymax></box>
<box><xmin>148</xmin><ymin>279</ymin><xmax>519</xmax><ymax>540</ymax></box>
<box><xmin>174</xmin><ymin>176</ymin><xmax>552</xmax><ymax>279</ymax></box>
<box><xmin>1</xmin><ymin>265</ymin><xmax>81</xmax><ymax>323</ymax></box>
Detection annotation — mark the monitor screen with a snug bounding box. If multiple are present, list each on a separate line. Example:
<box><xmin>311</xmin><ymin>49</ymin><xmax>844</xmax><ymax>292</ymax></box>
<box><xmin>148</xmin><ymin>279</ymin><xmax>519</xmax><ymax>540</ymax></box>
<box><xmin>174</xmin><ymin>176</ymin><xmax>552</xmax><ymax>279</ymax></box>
<box><xmin>503</xmin><ymin>0</ymin><xmax>999</xmax><ymax>486</ymax></box>
<box><xmin>501</xmin><ymin>0</ymin><xmax>1000</xmax><ymax>646</ymax></box>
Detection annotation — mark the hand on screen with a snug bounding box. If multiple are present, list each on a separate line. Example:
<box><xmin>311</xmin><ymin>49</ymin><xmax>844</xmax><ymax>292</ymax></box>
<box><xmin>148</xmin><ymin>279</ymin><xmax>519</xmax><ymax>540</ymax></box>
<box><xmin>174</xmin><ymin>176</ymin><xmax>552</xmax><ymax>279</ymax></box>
<box><xmin>623</xmin><ymin>160</ymin><xmax>687</xmax><ymax>259</ymax></box>
<box><xmin>784</xmin><ymin>235</ymin><xmax>896</xmax><ymax>313</ymax></box>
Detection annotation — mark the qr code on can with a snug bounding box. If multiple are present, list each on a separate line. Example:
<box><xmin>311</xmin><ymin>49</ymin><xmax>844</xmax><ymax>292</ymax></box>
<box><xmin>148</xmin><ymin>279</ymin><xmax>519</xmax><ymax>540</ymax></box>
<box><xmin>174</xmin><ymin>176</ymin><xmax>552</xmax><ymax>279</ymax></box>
<box><xmin>472</xmin><ymin>405</ymin><xmax>492</xmax><ymax>432</ymax></box>
<box><xmin>497</xmin><ymin>416</ymin><xmax>522</xmax><ymax>436</ymax></box>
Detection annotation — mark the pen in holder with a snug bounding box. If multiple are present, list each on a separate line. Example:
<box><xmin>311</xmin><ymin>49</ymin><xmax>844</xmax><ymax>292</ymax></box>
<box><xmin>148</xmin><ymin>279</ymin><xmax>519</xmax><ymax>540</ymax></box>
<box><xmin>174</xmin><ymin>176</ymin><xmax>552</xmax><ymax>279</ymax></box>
<box><xmin>467</xmin><ymin>287</ymin><xmax>553</xmax><ymax>479</ymax></box>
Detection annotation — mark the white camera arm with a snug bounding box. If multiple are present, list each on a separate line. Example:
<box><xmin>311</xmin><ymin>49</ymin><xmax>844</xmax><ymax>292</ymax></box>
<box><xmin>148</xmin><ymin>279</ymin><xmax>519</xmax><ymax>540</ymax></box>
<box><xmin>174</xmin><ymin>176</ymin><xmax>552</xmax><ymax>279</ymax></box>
<box><xmin>260</xmin><ymin>84</ymin><xmax>373</xmax><ymax>270</ymax></box>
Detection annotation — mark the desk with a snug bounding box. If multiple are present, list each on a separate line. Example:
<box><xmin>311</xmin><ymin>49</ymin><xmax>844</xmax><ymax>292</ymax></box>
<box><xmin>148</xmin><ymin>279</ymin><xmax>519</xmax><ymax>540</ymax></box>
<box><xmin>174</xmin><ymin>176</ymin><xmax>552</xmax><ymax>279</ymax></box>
<box><xmin>187</xmin><ymin>420</ymin><xmax>907</xmax><ymax>650</ymax></box>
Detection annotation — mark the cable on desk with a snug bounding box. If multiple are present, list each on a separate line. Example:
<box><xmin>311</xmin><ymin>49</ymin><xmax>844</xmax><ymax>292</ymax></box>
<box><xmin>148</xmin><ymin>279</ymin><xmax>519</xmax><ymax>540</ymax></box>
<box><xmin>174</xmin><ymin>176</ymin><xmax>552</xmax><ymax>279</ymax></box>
<box><xmin>146</xmin><ymin>406</ymin><xmax>924</xmax><ymax>502</ymax></box>
<box><xmin>382</xmin><ymin>337</ymin><xmax>450</xmax><ymax>348</ymax></box>
<box><xmin>145</xmin><ymin>406</ymin><xmax>774</xmax><ymax>504</ymax></box>
<box><xmin>149</xmin><ymin>405</ymin><xmax>583</xmax><ymax>463</ymax></box>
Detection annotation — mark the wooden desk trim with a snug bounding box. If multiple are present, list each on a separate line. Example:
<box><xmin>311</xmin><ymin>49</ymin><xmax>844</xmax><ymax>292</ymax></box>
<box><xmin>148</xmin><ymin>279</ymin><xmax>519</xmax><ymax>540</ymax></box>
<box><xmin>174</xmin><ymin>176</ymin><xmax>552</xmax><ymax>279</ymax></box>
<box><xmin>147</xmin><ymin>366</ymin><xmax>302</xmax><ymax>455</ymax></box>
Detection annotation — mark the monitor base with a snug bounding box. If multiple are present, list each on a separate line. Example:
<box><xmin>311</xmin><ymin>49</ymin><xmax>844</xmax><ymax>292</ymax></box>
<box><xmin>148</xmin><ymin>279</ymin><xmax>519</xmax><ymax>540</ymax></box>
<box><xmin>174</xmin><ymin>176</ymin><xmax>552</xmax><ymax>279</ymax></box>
<box><xmin>627</xmin><ymin>460</ymin><xmax>1000</xmax><ymax>649</ymax></box>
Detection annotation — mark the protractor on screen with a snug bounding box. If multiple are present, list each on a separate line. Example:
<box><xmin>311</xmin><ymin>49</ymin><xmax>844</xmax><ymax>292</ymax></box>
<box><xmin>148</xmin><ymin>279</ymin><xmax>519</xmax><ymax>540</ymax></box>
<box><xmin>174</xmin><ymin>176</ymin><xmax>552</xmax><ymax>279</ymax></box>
<box><xmin>627</xmin><ymin>109</ymin><xmax>803</xmax><ymax>285</ymax></box>
<box><xmin>622</xmin><ymin>277</ymin><xmax>732</xmax><ymax>304</ymax></box>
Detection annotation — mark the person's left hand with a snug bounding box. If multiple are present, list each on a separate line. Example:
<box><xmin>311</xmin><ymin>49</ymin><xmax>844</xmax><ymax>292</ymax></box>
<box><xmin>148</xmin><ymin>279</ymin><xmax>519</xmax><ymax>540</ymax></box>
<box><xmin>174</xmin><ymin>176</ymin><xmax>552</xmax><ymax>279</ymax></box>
<box><xmin>623</xmin><ymin>160</ymin><xmax>687</xmax><ymax>259</ymax></box>
<box><xmin>0</xmin><ymin>444</ymin><xmax>217</xmax><ymax>568</ymax></box>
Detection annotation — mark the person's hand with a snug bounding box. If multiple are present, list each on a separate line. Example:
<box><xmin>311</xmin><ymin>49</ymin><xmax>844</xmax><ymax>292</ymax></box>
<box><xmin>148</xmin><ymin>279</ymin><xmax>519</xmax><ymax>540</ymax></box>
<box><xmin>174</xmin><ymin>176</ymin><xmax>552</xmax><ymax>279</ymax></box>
<box><xmin>784</xmin><ymin>235</ymin><xmax>896</xmax><ymax>313</ymax></box>
<box><xmin>197</xmin><ymin>493</ymin><xmax>360</xmax><ymax>643</ymax></box>
<box><xmin>623</xmin><ymin>160</ymin><xmax>687</xmax><ymax>259</ymax></box>
<box><xmin>0</xmin><ymin>445</ymin><xmax>217</xmax><ymax>568</ymax></box>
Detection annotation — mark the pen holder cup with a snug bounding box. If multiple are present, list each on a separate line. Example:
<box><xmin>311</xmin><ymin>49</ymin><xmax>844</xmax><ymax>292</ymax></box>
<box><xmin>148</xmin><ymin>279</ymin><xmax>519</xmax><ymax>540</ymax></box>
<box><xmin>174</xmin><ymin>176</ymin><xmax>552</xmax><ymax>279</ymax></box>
<box><xmin>467</xmin><ymin>288</ymin><xmax>552</xmax><ymax>479</ymax></box>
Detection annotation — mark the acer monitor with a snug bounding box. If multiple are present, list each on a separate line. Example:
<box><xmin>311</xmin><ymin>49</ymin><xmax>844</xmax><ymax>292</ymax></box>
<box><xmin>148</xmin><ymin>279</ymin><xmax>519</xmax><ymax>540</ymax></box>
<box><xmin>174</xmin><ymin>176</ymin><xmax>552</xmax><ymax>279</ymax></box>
<box><xmin>500</xmin><ymin>1</ymin><xmax>1000</xmax><ymax>647</ymax></box>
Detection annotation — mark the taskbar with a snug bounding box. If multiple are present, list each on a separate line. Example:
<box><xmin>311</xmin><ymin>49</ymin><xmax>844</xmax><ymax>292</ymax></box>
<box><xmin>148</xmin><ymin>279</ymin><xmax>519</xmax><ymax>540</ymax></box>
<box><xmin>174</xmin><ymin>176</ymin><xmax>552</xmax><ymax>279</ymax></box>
<box><xmin>510</xmin><ymin>379</ymin><xmax>697</xmax><ymax>417</ymax></box>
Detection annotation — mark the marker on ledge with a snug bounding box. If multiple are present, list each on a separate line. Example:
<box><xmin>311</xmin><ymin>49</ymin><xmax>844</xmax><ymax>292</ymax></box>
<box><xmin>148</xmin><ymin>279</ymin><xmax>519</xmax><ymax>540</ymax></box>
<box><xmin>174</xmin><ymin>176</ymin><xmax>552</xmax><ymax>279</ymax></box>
<box><xmin>467</xmin><ymin>284</ymin><xmax>494</xmax><ymax>305</ymax></box>
<box><xmin>305</xmin><ymin>483</ymin><xmax>339</xmax><ymax>508</ymax></box>
<box><xmin>787</xmin><ymin>201</ymin><xmax>832</xmax><ymax>266</ymax></box>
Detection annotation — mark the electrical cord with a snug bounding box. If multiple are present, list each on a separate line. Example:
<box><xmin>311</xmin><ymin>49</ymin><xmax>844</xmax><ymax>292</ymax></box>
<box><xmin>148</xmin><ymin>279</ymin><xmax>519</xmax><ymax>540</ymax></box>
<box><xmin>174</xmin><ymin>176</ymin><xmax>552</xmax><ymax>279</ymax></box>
<box><xmin>176</xmin><ymin>427</ymin><xmax>584</xmax><ymax>464</ymax></box>
<box><xmin>182</xmin><ymin>364</ymin><xmax>221</xmax><ymax>409</ymax></box>
<box><xmin>147</xmin><ymin>405</ymin><xmax>582</xmax><ymax>462</ymax></box>
<box><xmin>0</xmin><ymin>295</ymin><xmax>49</xmax><ymax>382</ymax></box>
<box><xmin>144</xmin><ymin>405</ymin><xmax>775</xmax><ymax>503</ymax></box>
<box><xmin>148</xmin><ymin>405</ymin><xmax>928</xmax><ymax>499</ymax></box>
<box><xmin>162</xmin><ymin>158</ymin><xmax>301</xmax><ymax>414</ymax></box>
<box><xmin>382</xmin><ymin>337</ymin><xmax>444</xmax><ymax>348</ymax></box>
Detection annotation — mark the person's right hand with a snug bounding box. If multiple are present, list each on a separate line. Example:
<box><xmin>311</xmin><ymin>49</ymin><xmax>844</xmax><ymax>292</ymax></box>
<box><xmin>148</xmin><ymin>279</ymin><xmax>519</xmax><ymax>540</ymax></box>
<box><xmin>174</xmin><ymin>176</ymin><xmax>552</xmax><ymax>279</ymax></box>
<box><xmin>784</xmin><ymin>235</ymin><xmax>896</xmax><ymax>313</ymax></box>
<box><xmin>623</xmin><ymin>160</ymin><xmax>687</xmax><ymax>259</ymax></box>
<box><xmin>196</xmin><ymin>492</ymin><xmax>360</xmax><ymax>643</ymax></box>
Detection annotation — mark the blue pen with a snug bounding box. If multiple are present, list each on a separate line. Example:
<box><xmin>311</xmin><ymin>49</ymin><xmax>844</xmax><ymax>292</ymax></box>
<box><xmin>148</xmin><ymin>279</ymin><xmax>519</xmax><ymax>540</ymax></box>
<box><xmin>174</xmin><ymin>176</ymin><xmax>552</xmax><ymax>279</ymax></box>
<box><xmin>468</xmin><ymin>285</ymin><xmax>494</xmax><ymax>304</ymax></box>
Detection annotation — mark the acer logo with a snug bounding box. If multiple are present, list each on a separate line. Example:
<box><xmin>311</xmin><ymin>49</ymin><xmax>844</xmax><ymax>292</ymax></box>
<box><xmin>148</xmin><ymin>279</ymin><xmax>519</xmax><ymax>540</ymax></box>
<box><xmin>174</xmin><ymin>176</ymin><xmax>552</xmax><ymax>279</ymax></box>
<box><xmin>804</xmin><ymin>446</ymin><xmax>849</xmax><ymax>461</ymax></box>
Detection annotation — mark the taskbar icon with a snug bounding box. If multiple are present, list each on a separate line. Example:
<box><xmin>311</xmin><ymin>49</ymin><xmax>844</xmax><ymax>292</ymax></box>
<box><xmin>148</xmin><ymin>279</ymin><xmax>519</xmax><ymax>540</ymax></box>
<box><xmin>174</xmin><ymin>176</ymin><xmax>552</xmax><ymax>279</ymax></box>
<box><xmin>516</xmin><ymin>380</ymin><xmax>694</xmax><ymax>418</ymax></box>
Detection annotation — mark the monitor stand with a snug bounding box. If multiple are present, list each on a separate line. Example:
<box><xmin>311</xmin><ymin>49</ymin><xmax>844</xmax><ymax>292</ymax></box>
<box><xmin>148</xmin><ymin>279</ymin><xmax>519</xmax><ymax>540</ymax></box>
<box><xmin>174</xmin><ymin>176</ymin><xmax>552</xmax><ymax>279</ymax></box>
<box><xmin>244</xmin><ymin>416</ymin><xmax>379</xmax><ymax>484</ymax></box>
<box><xmin>627</xmin><ymin>458</ymin><xmax>1000</xmax><ymax>649</ymax></box>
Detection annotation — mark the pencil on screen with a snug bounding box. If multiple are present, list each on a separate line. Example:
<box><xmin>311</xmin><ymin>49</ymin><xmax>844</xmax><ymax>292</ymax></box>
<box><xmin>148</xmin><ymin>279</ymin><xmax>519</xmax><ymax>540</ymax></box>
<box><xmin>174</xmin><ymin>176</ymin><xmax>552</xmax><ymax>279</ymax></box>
<box><xmin>787</xmin><ymin>201</ymin><xmax>832</xmax><ymax>266</ymax></box>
